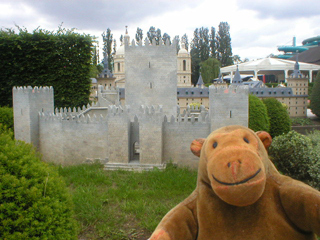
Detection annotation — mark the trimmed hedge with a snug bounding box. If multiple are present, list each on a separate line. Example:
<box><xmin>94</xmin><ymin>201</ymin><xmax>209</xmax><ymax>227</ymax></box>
<box><xmin>0</xmin><ymin>132</ymin><xmax>78</xmax><ymax>239</ymax></box>
<box><xmin>269</xmin><ymin>131</ymin><xmax>320</xmax><ymax>190</ymax></box>
<box><xmin>0</xmin><ymin>27</ymin><xmax>93</xmax><ymax>108</ymax></box>
<box><xmin>262</xmin><ymin>98</ymin><xmax>291</xmax><ymax>137</ymax></box>
<box><xmin>248</xmin><ymin>94</ymin><xmax>270</xmax><ymax>132</ymax></box>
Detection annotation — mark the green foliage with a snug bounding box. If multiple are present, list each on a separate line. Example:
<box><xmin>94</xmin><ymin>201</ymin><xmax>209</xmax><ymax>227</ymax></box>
<box><xmin>0</xmin><ymin>106</ymin><xmax>13</xmax><ymax>130</ymax></box>
<box><xmin>59</xmin><ymin>162</ymin><xmax>197</xmax><ymax>239</ymax></box>
<box><xmin>269</xmin><ymin>131</ymin><xmax>320</xmax><ymax>189</ymax></box>
<box><xmin>102</xmin><ymin>28</ymin><xmax>113</xmax><ymax>71</ymax></box>
<box><xmin>290</xmin><ymin>117</ymin><xmax>313</xmax><ymax>126</ymax></box>
<box><xmin>199</xmin><ymin>58</ymin><xmax>220</xmax><ymax>84</ymax></box>
<box><xmin>307</xmin><ymin>130</ymin><xmax>320</xmax><ymax>154</ymax></box>
<box><xmin>248</xmin><ymin>95</ymin><xmax>270</xmax><ymax>132</ymax></box>
<box><xmin>0</xmin><ymin>27</ymin><xmax>93</xmax><ymax>108</ymax></box>
<box><xmin>308</xmin><ymin>82</ymin><xmax>314</xmax><ymax>100</ymax></box>
<box><xmin>0</xmin><ymin>132</ymin><xmax>78</xmax><ymax>239</ymax></box>
<box><xmin>310</xmin><ymin>71</ymin><xmax>320</xmax><ymax>117</ymax></box>
<box><xmin>262</xmin><ymin>98</ymin><xmax>291</xmax><ymax>137</ymax></box>
<box><xmin>264</xmin><ymin>83</ymin><xmax>279</xmax><ymax>88</ymax></box>
<box><xmin>216</xmin><ymin>22</ymin><xmax>233</xmax><ymax>67</ymax></box>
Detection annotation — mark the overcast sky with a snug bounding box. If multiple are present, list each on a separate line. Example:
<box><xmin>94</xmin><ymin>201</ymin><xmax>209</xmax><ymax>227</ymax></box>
<box><xmin>1</xmin><ymin>0</ymin><xmax>320</xmax><ymax>61</ymax></box>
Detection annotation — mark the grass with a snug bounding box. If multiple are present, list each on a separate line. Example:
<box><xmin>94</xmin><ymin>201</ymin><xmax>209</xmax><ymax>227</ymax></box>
<box><xmin>58</xmin><ymin>162</ymin><xmax>197</xmax><ymax>240</ymax></box>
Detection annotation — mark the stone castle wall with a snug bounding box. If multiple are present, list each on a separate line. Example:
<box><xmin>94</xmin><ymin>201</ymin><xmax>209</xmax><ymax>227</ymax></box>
<box><xmin>13</xmin><ymin>85</ymin><xmax>248</xmax><ymax>168</ymax></box>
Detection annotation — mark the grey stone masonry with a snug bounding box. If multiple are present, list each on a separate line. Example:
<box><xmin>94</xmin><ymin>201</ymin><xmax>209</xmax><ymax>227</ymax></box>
<box><xmin>138</xmin><ymin>106</ymin><xmax>164</xmax><ymax>165</ymax></box>
<box><xmin>209</xmin><ymin>85</ymin><xmax>249</xmax><ymax>131</ymax></box>
<box><xmin>13</xmin><ymin>86</ymin><xmax>54</xmax><ymax>148</ymax></box>
<box><xmin>107</xmin><ymin>106</ymin><xmax>130</xmax><ymax>164</ymax></box>
<box><xmin>125</xmin><ymin>38</ymin><xmax>177</xmax><ymax>117</ymax></box>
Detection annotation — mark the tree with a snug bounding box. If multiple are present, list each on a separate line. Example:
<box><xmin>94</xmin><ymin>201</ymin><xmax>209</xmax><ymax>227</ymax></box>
<box><xmin>147</xmin><ymin>26</ymin><xmax>162</xmax><ymax>45</ymax></box>
<box><xmin>209</xmin><ymin>27</ymin><xmax>216</xmax><ymax>58</ymax></box>
<box><xmin>310</xmin><ymin>71</ymin><xmax>320</xmax><ymax>117</ymax></box>
<box><xmin>216</xmin><ymin>22</ymin><xmax>233</xmax><ymax>67</ymax></box>
<box><xmin>199</xmin><ymin>58</ymin><xmax>220</xmax><ymax>84</ymax></box>
<box><xmin>181</xmin><ymin>34</ymin><xmax>189</xmax><ymax>51</ymax></box>
<box><xmin>190</xmin><ymin>27</ymin><xmax>211</xmax><ymax>85</ymax></box>
<box><xmin>155</xmin><ymin>28</ymin><xmax>161</xmax><ymax>45</ymax></box>
<box><xmin>174</xmin><ymin>35</ymin><xmax>180</xmax><ymax>53</ymax></box>
<box><xmin>102</xmin><ymin>28</ymin><xmax>113</xmax><ymax>71</ymax></box>
<box><xmin>262</xmin><ymin>98</ymin><xmax>291</xmax><ymax>138</ymax></box>
<box><xmin>232</xmin><ymin>55</ymin><xmax>242</xmax><ymax>64</ymax></box>
<box><xmin>162</xmin><ymin>33</ymin><xmax>171</xmax><ymax>45</ymax></box>
<box><xmin>135</xmin><ymin>27</ymin><xmax>143</xmax><ymax>44</ymax></box>
<box><xmin>248</xmin><ymin>94</ymin><xmax>270</xmax><ymax>132</ymax></box>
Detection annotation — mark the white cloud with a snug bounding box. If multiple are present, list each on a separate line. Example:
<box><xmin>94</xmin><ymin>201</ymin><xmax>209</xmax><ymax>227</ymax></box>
<box><xmin>0</xmin><ymin>0</ymin><xmax>319</xmax><ymax>60</ymax></box>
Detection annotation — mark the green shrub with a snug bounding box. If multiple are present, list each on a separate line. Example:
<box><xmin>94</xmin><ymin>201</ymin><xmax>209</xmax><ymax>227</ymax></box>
<box><xmin>0</xmin><ymin>132</ymin><xmax>78</xmax><ymax>239</ymax></box>
<box><xmin>0</xmin><ymin>106</ymin><xmax>13</xmax><ymax>130</ymax></box>
<box><xmin>310</xmin><ymin>71</ymin><xmax>320</xmax><ymax>117</ymax></box>
<box><xmin>263</xmin><ymin>98</ymin><xmax>291</xmax><ymax>137</ymax></box>
<box><xmin>290</xmin><ymin>117</ymin><xmax>313</xmax><ymax>126</ymax></box>
<box><xmin>269</xmin><ymin>131</ymin><xmax>320</xmax><ymax>189</ymax></box>
<box><xmin>249</xmin><ymin>94</ymin><xmax>270</xmax><ymax>132</ymax></box>
<box><xmin>307</xmin><ymin>130</ymin><xmax>320</xmax><ymax>153</ymax></box>
<box><xmin>308</xmin><ymin>82</ymin><xmax>314</xmax><ymax>100</ymax></box>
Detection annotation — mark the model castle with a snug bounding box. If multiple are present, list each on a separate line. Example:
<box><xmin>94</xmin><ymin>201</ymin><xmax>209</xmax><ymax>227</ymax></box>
<box><xmin>13</xmin><ymin>38</ymin><xmax>249</xmax><ymax>170</ymax></box>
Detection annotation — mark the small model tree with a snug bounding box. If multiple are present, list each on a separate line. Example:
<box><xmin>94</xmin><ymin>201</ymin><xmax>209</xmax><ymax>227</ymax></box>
<box><xmin>263</xmin><ymin>98</ymin><xmax>291</xmax><ymax>137</ymax></box>
<box><xmin>248</xmin><ymin>95</ymin><xmax>270</xmax><ymax>132</ymax></box>
<box><xmin>310</xmin><ymin>71</ymin><xmax>320</xmax><ymax>117</ymax></box>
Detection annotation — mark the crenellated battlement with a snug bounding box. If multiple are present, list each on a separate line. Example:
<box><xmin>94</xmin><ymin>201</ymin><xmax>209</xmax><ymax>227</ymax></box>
<box><xmin>13</xmin><ymin>86</ymin><xmax>53</xmax><ymax>94</ymax></box>
<box><xmin>209</xmin><ymin>85</ymin><xmax>249</xmax><ymax>94</ymax></box>
<box><xmin>125</xmin><ymin>37</ymin><xmax>177</xmax><ymax>48</ymax></box>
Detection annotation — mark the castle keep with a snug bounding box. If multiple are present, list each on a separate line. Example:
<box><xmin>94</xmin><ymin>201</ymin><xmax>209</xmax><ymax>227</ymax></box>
<box><xmin>13</xmin><ymin>39</ymin><xmax>249</xmax><ymax>169</ymax></box>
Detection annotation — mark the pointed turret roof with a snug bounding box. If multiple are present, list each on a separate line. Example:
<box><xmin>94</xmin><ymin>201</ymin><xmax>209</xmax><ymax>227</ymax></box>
<box><xmin>232</xmin><ymin>65</ymin><xmax>242</xmax><ymax>84</ymax></box>
<box><xmin>196</xmin><ymin>72</ymin><xmax>205</xmax><ymax>88</ymax></box>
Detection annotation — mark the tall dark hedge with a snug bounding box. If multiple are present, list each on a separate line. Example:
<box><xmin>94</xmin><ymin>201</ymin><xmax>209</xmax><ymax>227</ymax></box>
<box><xmin>310</xmin><ymin>71</ymin><xmax>320</xmax><ymax>117</ymax></box>
<box><xmin>262</xmin><ymin>98</ymin><xmax>291</xmax><ymax>138</ymax></box>
<box><xmin>248</xmin><ymin>94</ymin><xmax>270</xmax><ymax>132</ymax></box>
<box><xmin>0</xmin><ymin>28</ymin><xmax>93</xmax><ymax>108</ymax></box>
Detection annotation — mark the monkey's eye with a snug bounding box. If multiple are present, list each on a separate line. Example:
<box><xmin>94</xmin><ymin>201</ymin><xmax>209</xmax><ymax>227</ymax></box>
<box><xmin>243</xmin><ymin>137</ymin><xmax>250</xmax><ymax>144</ymax></box>
<box><xmin>213</xmin><ymin>142</ymin><xmax>218</xmax><ymax>148</ymax></box>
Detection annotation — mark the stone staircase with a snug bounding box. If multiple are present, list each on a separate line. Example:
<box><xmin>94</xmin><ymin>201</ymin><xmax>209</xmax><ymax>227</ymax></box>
<box><xmin>104</xmin><ymin>161</ymin><xmax>166</xmax><ymax>171</ymax></box>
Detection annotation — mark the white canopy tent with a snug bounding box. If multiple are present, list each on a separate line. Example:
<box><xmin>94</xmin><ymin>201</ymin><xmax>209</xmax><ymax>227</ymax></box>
<box><xmin>221</xmin><ymin>57</ymin><xmax>320</xmax><ymax>82</ymax></box>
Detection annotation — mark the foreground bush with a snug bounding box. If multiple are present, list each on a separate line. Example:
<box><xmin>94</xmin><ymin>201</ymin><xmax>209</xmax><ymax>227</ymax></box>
<box><xmin>249</xmin><ymin>94</ymin><xmax>270</xmax><ymax>132</ymax></box>
<box><xmin>263</xmin><ymin>98</ymin><xmax>291</xmax><ymax>137</ymax></box>
<box><xmin>0</xmin><ymin>133</ymin><xmax>77</xmax><ymax>239</ymax></box>
<box><xmin>269</xmin><ymin>131</ymin><xmax>320</xmax><ymax>189</ymax></box>
<box><xmin>0</xmin><ymin>106</ymin><xmax>13</xmax><ymax>130</ymax></box>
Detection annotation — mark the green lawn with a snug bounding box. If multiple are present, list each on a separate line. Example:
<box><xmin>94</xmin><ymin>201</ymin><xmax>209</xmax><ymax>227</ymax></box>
<box><xmin>58</xmin><ymin>162</ymin><xmax>197</xmax><ymax>240</ymax></box>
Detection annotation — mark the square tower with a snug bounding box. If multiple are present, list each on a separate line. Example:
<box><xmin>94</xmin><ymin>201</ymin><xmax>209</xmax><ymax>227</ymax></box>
<box><xmin>124</xmin><ymin>39</ymin><xmax>177</xmax><ymax>116</ymax></box>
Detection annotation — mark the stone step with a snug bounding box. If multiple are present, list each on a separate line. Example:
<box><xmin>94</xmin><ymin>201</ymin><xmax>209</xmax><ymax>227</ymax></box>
<box><xmin>104</xmin><ymin>162</ymin><xmax>166</xmax><ymax>171</ymax></box>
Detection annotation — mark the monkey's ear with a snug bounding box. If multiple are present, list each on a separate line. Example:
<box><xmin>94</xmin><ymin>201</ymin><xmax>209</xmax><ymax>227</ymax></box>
<box><xmin>190</xmin><ymin>138</ymin><xmax>206</xmax><ymax>157</ymax></box>
<box><xmin>256</xmin><ymin>131</ymin><xmax>272</xmax><ymax>150</ymax></box>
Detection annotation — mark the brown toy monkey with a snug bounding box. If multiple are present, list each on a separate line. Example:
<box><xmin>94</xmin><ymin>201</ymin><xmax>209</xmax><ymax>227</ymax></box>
<box><xmin>149</xmin><ymin>125</ymin><xmax>320</xmax><ymax>240</ymax></box>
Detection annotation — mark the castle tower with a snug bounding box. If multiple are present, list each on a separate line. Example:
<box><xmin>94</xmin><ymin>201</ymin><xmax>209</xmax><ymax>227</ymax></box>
<box><xmin>209</xmin><ymin>85</ymin><xmax>249</xmax><ymax>131</ymax></box>
<box><xmin>12</xmin><ymin>86</ymin><xmax>54</xmax><ymax>148</ymax></box>
<box><xmin>177</xmin><ymin>41</ymin><xmax>192</xmax><ymax>87</ymax></box>
<box><xmin>124</xmin><ymin>37</ymin><xmax>178</xmax><ymax>116</ymax></box>
<box><xmin>286</xmin><ymin>54</ymin><xmax>309</xmax><ymax>117</ymax></box>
